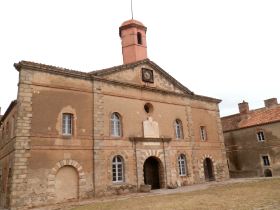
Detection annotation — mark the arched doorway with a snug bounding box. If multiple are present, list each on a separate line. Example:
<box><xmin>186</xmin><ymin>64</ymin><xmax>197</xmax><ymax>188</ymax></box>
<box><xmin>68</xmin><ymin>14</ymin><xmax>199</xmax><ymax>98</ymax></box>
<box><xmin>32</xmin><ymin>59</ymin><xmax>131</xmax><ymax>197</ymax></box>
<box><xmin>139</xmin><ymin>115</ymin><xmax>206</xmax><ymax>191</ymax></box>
<box><xmin>203</xmin><ymin>158</ymin><xmax>215</xmax><ymax>181</ymax></box>
<box><xmin>143</xmin><ymin>157</ymin><xmax>163</xmax><ymax>189</ymax></box>
<box><xmin>264</xmin><ymin>169</ymin><xmax>272</xmax><ymax>177</ymax></box>
<box><xmin>55</xmin><ymin>166</ymin><xmax>79</xmax><ymax>202</ymax></box>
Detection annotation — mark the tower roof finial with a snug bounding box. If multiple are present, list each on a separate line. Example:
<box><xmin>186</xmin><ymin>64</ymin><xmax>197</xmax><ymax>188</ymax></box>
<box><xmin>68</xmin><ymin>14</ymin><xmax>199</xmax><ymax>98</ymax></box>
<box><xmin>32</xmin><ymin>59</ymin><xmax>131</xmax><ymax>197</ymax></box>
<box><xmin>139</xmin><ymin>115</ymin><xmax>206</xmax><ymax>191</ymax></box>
<box><xmin>131</xmin><ymin>0</ymin><xmax>134</xmax><ymax>19</ymax></box>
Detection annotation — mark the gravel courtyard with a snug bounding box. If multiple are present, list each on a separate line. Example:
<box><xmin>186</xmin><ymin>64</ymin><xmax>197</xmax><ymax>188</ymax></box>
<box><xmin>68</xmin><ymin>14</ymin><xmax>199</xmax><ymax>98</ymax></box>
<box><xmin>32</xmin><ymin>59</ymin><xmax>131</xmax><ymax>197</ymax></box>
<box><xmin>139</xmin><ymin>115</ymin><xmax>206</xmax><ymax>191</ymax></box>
<box><xmin>33</xmin><ymin>177</ymin><xmax>280</xmax><ymax>210</ymax></box>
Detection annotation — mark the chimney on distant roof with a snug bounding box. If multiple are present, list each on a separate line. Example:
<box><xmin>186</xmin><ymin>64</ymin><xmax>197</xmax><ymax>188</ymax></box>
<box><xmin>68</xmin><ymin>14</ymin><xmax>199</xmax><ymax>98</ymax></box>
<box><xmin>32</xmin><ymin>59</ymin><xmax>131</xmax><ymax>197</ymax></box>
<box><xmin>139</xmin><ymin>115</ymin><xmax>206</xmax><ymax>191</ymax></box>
<box><xmin>238</xmin><ymin>100</ymin><xmax>249</xmax><ymax>114</ymax></box>
<box><xmin>264</xmin><ymin>98</ymin><xmax>278</xmax><ymax>108</ymax></box>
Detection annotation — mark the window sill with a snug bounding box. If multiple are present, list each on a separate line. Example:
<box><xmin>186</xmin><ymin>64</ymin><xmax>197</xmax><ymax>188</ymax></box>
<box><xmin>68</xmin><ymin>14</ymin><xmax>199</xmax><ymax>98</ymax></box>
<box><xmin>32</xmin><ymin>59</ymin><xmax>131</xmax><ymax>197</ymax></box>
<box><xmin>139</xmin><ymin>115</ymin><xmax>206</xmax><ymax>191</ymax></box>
<box><xmin>62</xmin><ymin>135</ymin><xmax>73</xmax><ymax>139</ymax></box>
<box><xmin>112</xmin><ymin>181</ymin><xmax>125</xmax><ymax>185</ymax></box>
<box><xmin>110</xmin><ymin>136</ymin><xmax>124</xmax><ymax>140</ymax></box>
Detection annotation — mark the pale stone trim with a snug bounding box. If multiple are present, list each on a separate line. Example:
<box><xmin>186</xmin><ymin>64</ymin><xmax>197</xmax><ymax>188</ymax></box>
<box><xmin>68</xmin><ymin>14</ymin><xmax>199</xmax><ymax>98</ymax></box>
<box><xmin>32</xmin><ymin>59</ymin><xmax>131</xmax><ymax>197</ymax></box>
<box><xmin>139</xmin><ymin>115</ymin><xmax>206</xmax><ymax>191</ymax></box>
<box><xmin>47</xmin><ymin>159</ymin><xmax>86</xmax><ymax>201</ymax></box>
<box><xmin>108</xmin><ymin>151</ymin><xmax>129</xmax><ymax>183</ymax></box>
<box><xmin>199</xmin><ymin>154</ymin><xmax>217</xmax><ymax>180</ymax></box>
<box><xmin>175</xmin><ymin>151</ymin><xmax>192</xmax><ymax>177</ymax></box>
<box><xmin>138</xmin><ymin>150</ymin><xmax>165</xmax><ymax>187</ymax></box>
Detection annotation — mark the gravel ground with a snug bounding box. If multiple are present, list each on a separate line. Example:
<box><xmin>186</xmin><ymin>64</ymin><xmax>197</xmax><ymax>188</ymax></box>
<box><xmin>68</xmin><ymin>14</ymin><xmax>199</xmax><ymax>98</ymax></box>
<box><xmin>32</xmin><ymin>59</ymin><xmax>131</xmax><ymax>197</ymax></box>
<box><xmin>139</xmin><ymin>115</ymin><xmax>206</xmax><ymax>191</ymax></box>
<box><xmin>30</xmin><ymin>177</ymin><xmax>280</xmax><ymax>210</ymax></box>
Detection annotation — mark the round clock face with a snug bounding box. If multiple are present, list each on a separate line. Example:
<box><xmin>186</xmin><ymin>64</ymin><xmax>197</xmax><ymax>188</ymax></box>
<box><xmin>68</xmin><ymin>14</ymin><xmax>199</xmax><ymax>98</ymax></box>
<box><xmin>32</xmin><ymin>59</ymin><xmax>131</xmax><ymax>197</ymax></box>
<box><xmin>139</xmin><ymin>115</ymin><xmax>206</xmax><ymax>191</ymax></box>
<box><xmin>144</xmin><ymin>71</ymin><xmax>152</xmax><ymax>80</ymax></box>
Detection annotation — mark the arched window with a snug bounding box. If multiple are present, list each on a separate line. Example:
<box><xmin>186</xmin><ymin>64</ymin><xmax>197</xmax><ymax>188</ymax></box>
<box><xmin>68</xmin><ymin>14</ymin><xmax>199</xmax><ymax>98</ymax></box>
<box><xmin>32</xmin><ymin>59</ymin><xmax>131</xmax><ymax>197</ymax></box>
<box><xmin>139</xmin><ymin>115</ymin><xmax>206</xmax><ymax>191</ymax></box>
<box><xmin>111</xmin><ymin>113</ymin><xmax>121</xmax><ymax>137</ymax></box>
<box><xmin>137</xmin><ymin>32</ymin><xmax>142</xmax><ymax>45</ymax></box>
<box><xmin>175</xmin><ymin>119</ymin><xmax>183</xmax><ymax>139</ymax></box>
<box><xmin>112</xmin><ymin>155</ymin><xmax>124</xmax><ymax>182</ymax></box>
<box><xmin>178</xmin><ymin>154</ymin><xmax>187</xmax><ymax>176</ymax></box>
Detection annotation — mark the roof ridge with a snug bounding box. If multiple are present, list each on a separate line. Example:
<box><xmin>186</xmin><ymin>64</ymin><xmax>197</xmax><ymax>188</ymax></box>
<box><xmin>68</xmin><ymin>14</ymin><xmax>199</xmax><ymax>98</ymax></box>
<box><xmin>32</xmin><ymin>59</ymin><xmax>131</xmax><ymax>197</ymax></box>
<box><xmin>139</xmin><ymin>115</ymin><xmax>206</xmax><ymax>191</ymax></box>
<box><xmin>222</xmin><ymin>103</ymin><xmax>280</xmax><ymax>132</ymax></box>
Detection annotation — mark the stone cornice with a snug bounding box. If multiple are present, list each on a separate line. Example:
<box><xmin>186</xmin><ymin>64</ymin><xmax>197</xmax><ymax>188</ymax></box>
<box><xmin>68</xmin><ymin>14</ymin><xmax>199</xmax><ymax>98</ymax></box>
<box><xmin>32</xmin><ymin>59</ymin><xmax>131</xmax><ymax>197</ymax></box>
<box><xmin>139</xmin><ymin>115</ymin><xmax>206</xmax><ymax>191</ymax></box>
<box><xmin>93</xmin><ymin>76</ymin><xmax>221</xmax><ymax>103</ymax></box>
<box><xmin>91</xmin><ymin>59</ymin><xmax>194</xmax><ymax>95</ymax></box>
<box><xmin>13</xmin><ymin>60</ymin><xmax>221</xmax><ymax>104</ymax></box>
<box><xmin>119</xmin><ymin>23</ymin><xmax>147</xmax><ymax>37</ymax></box>
<box><xmin>14</xmin><ymin>61</ymin><xmax>91</xmax><ymax>80</ymax></box>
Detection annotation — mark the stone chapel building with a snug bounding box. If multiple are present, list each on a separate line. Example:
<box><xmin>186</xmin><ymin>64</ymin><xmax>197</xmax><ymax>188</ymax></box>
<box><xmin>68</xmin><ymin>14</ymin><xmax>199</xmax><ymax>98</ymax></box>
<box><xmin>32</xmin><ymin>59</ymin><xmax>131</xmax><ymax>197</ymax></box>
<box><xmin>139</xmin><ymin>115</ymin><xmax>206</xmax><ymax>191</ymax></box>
<box><xmin>0</xmin><ymin>19</ymin><xmax>229</xmax><ymax>209</ymax></box>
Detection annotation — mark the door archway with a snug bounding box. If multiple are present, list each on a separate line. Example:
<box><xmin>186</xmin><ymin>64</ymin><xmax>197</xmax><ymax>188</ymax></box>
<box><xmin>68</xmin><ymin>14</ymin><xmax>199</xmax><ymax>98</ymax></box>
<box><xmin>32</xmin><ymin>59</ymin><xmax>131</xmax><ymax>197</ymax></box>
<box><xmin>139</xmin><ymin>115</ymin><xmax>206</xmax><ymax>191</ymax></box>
<box><xmin>203</xmin><ymin>158</ymin><xmax>215</xmax><ymax>181</ymax></box>
<box><xmin>55</xmin><ymin>166</ymin><xmax>79</xmax><ymax>202</ymax></box>
<box><xmin>143</xmin><ymin>156</ymin><xmax>163</xmax><ymax>189</ymax></box>
<box><xmin>264</xmin><ymin>169</ymin><xmax>272</xmax><ymax>177</ymax></box>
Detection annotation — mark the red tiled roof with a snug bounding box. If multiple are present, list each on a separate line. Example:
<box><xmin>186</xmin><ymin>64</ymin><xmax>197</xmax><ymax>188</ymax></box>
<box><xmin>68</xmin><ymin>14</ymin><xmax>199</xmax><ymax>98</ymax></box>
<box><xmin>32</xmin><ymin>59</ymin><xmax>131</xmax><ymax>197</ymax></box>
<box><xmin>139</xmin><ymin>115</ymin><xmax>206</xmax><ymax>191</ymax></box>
<box><xmin>221</xmin><ymin>105</ymin><xmax>280</xmax><ymax>132</ymax></box>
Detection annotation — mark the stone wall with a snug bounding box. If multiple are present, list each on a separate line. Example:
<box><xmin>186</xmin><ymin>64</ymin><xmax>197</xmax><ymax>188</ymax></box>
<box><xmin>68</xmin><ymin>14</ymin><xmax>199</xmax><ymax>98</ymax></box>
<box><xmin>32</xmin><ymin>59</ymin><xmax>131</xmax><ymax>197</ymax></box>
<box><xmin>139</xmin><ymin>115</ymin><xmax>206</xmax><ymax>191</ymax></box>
<box><xmin>9</xmin><ymin>69</ymin><xmax>33</xmax><ymax>209</ymax></box>
<box><xmin>224</xmin><ymin>122</ymin><xmax>280</xmax><ymax>178</ymax></box>
<box><xmin>2</xmin><ymin>61</ymin><xmax>229</xmax><ymax>209</ymax></box>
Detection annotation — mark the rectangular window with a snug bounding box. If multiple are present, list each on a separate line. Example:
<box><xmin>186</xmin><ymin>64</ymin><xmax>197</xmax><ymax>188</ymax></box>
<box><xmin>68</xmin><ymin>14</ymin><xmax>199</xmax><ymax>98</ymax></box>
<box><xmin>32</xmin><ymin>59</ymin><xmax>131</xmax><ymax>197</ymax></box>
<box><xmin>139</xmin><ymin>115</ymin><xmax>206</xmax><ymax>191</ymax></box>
<box><xmin>200</xmin><ymin>126</ymin><xmax>207</xmax><ymax>141</ymax></box>
<box><xmin>257</xmin><ymin>131</ymin><xmax>265</xmax><ymax>141</ymax></box>
<box><xmin>262</xmin><ymin>155</ymin><xmax>270</xmax><ymax>166</ymax></box>
<box><xmin>62</xmin><ymin>113</ymin><xmax>73</xmax><ymax>135</ymax></box>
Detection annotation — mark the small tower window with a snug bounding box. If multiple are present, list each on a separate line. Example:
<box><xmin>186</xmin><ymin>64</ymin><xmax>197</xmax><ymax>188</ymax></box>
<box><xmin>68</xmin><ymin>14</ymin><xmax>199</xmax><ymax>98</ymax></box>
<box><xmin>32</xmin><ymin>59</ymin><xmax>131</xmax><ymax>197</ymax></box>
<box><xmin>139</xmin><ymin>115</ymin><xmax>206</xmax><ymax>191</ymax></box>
<box><xmin>137</xmin><ymin>32</ymin><xmax>142</xmax><ymax>45</ymax></box>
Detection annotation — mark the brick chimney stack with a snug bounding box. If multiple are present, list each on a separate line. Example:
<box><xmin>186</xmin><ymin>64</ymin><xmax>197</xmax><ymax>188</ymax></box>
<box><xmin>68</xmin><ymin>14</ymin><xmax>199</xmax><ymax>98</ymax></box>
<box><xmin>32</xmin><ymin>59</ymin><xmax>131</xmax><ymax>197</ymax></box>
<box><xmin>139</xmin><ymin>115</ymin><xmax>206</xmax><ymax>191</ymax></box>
<box><xmin>238</xmin><ymin>101</ymin><xmax>249</xmax><ymax>114</ymax></box>
<box><xmin>119</xmin><ymin>19</ymin><xmax>148</xmax><ymax>64</ymax></box>
<box><xmin>264</xmin><ymin>98</ymin><xmax>278</xmax><ymax>108</ymax></box>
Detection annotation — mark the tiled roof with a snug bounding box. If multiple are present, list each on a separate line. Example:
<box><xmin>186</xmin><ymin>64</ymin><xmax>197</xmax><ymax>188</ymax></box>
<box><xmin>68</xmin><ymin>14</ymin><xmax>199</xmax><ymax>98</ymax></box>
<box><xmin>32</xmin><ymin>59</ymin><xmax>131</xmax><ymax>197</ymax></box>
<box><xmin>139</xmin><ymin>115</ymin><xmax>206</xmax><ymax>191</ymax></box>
<box><xmin>221</xmin><ymin>105</ymin><xmax>280</xmax><ymax>132</ymax></box>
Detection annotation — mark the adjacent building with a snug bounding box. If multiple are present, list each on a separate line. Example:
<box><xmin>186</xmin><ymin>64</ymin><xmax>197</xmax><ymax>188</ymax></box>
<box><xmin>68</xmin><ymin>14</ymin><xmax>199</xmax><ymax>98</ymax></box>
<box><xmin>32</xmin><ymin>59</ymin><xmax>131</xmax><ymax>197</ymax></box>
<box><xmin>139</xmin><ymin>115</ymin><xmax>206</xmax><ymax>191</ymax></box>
<box><xmin>0</xmin><ymin>19</ymin><xmax>229</xmax><ymax>209</ymax></box>
<box><xmin>222</xmin><ymin>98</ymin><xmax>280</xmax><ymax>178</ymax></box>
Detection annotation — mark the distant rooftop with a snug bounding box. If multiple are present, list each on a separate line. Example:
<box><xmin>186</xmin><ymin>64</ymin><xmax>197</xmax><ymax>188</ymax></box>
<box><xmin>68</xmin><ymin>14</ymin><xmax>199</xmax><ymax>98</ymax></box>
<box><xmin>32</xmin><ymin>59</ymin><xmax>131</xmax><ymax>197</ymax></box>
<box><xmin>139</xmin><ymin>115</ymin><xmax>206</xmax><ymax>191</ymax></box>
<box><xmin>221</xmin><ymin>98</ymin><xmax>280</xmax><ymax>132</ymax></box>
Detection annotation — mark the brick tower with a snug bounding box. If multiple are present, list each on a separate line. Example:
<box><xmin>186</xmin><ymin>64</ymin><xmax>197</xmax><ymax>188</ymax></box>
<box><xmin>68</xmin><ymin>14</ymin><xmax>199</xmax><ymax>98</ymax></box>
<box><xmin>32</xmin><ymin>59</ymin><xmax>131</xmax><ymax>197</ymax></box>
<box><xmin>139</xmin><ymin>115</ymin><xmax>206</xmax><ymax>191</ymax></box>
<box><xmin>119</xmin><ymin>19</ymin><xmax>148</xmax><ymax>64</ymax></box>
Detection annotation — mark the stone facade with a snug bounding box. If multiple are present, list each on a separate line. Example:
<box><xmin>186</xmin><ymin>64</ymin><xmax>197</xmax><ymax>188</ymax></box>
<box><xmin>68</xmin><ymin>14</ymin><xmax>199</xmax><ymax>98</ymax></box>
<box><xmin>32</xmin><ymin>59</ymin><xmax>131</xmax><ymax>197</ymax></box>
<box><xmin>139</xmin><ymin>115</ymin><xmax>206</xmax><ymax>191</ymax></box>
<box><xmin>221</xmin><ymin>99</ymin><xmax>280</xmax><ymax>178</ymax></box>
<box><xmin>0</xmin><ymin>19</ymin><xmax>229</xmax><ymax>209</ymax></box>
